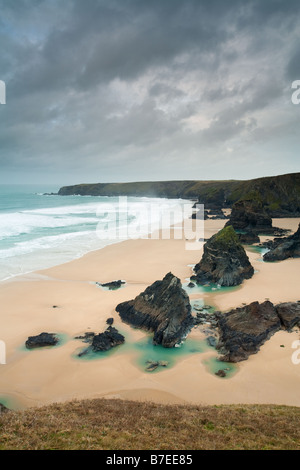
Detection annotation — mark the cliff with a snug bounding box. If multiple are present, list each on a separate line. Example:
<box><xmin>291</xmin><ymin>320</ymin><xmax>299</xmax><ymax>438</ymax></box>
<box><xmin>58</xmin><ymin>172</ymin><xmax>300</xmax><ymax>217</ymax></box>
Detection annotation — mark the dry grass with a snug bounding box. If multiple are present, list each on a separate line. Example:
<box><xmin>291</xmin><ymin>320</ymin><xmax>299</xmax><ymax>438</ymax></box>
<box><xmin>0</xmin><ymin>398</ymin><xmax>300</xmax><ymax>450</ymax></box>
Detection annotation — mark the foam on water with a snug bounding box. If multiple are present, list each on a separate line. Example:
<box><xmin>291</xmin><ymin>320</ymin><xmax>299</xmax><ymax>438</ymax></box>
<box><xmin>0</xmin><ymin>185</ymin><xmax>193</xmax><ymax>281</ymax></box>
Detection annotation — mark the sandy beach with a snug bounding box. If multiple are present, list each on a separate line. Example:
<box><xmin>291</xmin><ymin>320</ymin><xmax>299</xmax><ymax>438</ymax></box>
<box><xmin>0</xmin><ymin>217</ymin><xmax>300</xmax><ymax>410</ymax></box>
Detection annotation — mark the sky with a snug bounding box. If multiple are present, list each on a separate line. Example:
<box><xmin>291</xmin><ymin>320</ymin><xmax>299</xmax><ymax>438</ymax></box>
<box><xmin>0</xmin><ymin>0</ymin><xmax>299</xmax><ymax>186</ymax></box>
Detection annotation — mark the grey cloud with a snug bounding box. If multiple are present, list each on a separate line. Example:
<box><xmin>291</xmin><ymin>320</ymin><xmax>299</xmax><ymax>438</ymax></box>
<box><xmin>0</xmin><ymin>0</ymin><xmax>299</xmax><ymax>184</ymax></box>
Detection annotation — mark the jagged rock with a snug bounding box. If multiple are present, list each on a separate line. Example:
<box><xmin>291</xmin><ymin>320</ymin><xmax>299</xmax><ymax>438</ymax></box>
<box><xmin>91</xmin><ymin>326</ymin><xmax>125</xmax><ymax>352</ymax></box>
<box><xmin>208</xmin><ymin>209</ymin><xmax>228</xmax><ymax>220</ymax></box>
<box><xmin>191</xmin><ymin>226</ymin><xmax>254</xmax><ymax>287</ymax></box>
<box><xmin>215</xmin><ymin>300</ymin><xmax>300</xmax><ymax>363</ymax></box>
<box><xmin>225</xmin><ymin>197</ymin><xmax>284</xmax><ymax>235</ymax></box>
<box><xmin>263</xmin><ymin>224</ymin><xmax>300</xmax><ymax>262</ymax></box>
<box><xmin>187</xmin><ymin>282</ymin><xmax>195</xmax><ymax>288</ymax></box>
<box><xmin>25</xmin><ymin>332</ymin><xmax>59</xmax><ymax>349</ymax></box>
<box><xmin>97</xmin><ymin>280</ymin><xmax>125</xmax><ymax>290</ymax></box>
<box><xmin>215</xmin><ymin>369</ymin><xmax>226</xmax><ymax>378</ymax></box>
<box><xmin>145</xmin><ymin>360</ymin><xmax>169</xmax><ymax>372</ymax></box>
<box><xmin>216</xmin><ymin>301</ymin><xmax>282</xmax><ymax>362</ymax></box>
<box><xmin>116</xmin><ymin>272</ymin><xmax>193</xmax><ymax>348</ymax></box>
<box><xmin>238</xmin><ymin>231</ymin><xmax>260</xmax><ymax>245</ymax></box>
<box><xmin>207</xmin><ymin>336</ymin><xmax>218</xmax><ymax>348</ymax></box>
<box><xmin>191</xmin><ymin>210</ymin><xmax>209</xmax><ymax>220</ymax></box>
<box><xmin>106</xmin><ymin>318</ymin><xmax>114</xmax><ymax>325</ymax></box>
<box><xmin>276</xmin><ymin>302</ymin><xmax>300</xmax><ymax>330</ymax></box>
<box><xmin>74</xmin><ymin>332</ymin><xmax>95</xmax><ymax>343</ymax></box>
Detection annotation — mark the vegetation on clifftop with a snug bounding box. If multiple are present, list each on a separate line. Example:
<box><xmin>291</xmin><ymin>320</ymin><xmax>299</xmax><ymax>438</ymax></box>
<box><xmin>1</xmin><ymin>399</ymin><xmax>300</xmax><ymax>450</ymax></box>
<box><xmin>58</xmin><ymin>172</ymin><xmax>300</xmax><ymax>216</ymax></box>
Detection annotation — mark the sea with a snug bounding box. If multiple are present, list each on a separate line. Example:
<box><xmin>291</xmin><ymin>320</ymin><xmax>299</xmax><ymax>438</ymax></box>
<box><xmin>0</xmin><ymin>184</ymin><xmax>193</xmax><ymax>282</ymax></box>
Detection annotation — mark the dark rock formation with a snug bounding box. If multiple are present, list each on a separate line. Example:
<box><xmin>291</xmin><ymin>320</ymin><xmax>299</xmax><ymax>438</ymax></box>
<box><xmin>191</xmin><ymin>210</ymin><xmax>209</xmax><ymax>220</ymax></box>
<box><xmin>25</xmin><ymin>332</ymin><xmax>59</xmax><ymax>349</ymax></box>
<box><xmin>215</xmin><ymin>369</ymin><xmax>226</xmax><ymax>378</ymax></box>
<box><xmin>106</xmin><ymin>317</ymin><xmax>114</xmax><ymax>325</ymax></box>
<box><xmin>225</xmin><ymin>197</ymin><xmax>274</xmax><ymax>235</ymax></box>
<box><xmin>276</xmin><ymin>302</ymin><xmax>300</xmax><ymax>330</ymax></box>
<box><xmin>191</xmin><ymin>226</ymin><xmax>254</xmax><ymax>287</ymax></box>
<box><xmin>116</xmin><ymin>272</ymin><xmax>193</xmax><ymax>348</ymax></box>
<box><xmin>208</xmin><ymin>209</ymin><xmax>228</xmax><ymax>220</ymax></box>
<box><xmin>263</xmin><ymin>223</ymin><xmax>300</xmax><ymax>262</ymax></box>
<box><xmin>145</xmin><ymin>360</ymin><xmax>168</xmax><ymax>372</ymax></box>
<box><xmin>91</xmin><ymin>326</ymin><xmax>125</xmax><ymax>352</ymax></box>
<box><xmin>216</xmin><ymin>301</ymin><xmax>281</xmax><ymax>362</ymax></box>
<box><xmin>238</xmin><ymin>231</ymin><xmax>260</xmax><ymax>245</ymax></box>
<box><xmin>97</xmin><ymin>280</ymin><xmax>125</xmax><ymax>290</ymax></box>
<box><xmin>187</xmin><ymin>281</ymin><xmax>195</xmax><ymax>288</ymax></box>
<box><xmin>216</xmin><ymin>301</ymin><xmax>300</xmax><ymax>362</ymax></box>
<box><xmin>74</xmin><ymin>332</ymin><xmax>95</xmax><ymax>343</ymax></box>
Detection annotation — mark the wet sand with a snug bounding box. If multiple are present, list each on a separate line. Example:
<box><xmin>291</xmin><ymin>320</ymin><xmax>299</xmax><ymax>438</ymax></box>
<box><xmin>0</xmin><ymin>217</ymin><xmax>299</xmax><ymax>409</ymax></box>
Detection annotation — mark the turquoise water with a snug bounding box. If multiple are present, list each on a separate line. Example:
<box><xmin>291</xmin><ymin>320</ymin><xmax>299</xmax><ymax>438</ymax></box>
<box><xmin>202</xmin><ymin>356</ymin><xmax>238</xmax><ymax>379</ymax></box>
<box><xmin>183</xmin><ymin>280</ymin><xmax>241</xmax><ymax>295</ymax></box>
<box><xmin>0</xmin><ymin>184</ymin><xmax>191</xmax><ymax>281</ymax></box>
<box><xmin>73</xmin><ymin>330</ymin><xmax>227</xmax><ymax>375</ymax></box>
<box><xmin>0</xmin><ymin>394</ymin><xmax>24</xmax><ymax>411</ymax></box>
<box><xmin>245</xmin><ymin>244</ymin><xmax>269</xmax><ymax>261</ymax></box>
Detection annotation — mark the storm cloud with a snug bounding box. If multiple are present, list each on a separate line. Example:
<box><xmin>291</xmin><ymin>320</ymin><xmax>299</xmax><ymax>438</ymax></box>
<box><xmin>0</xmin><ymin>0</ymin><xmax>299</xmax><ymax>185</ymax></box>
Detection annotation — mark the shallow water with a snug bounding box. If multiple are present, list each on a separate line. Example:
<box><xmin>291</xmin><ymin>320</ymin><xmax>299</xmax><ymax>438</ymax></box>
<box><xmin>183</xmin><ymin>280</ymin><xmax>241</xmax><ymax>295</ymax></box>
<box><xmin>0</xmin><ymin>394</ymin><xmax>25</xmax><ymax>411</ymax></box>
<box><xmin>72</xmin><ymin>328</ymin><xmax>235</xmax><ymax>377</ymax></box>
<box><xmin>245</xmin><ymin>244</ymin><xmax>269</xmax><ymax>261</ymax></box>
<box><xmin>19</xmin><ymin>333</ymin><xmax>70</xmax><ymax>352</ymax></box>
<box><xmin>202</xmin><ymin>356</ymin><xmax>238</xmax><ymax>379</ymax></box>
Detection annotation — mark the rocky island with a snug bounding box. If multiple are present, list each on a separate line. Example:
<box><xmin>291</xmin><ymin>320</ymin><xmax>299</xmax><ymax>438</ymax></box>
<box><xmin>116</xmin><ymin>272</ymin><xmax>193</xmax><ymax>347</ymax></box>
<box><xmin>263</xmin><ymin>223</ymin><xmax>300</xmax><ymax>262</ymax></box>
<box><xmin>225</xmin><ymin>196</ymin><xmax>287</xmax><ymax>236</ymax></box>
<box><xmin>25</xmin><ymin>332</ymin><xmax>59</xmax><ymax>349</ymax></box>
<box><xmin>216</xmin><ymin>301</ymin><xmax>300</xmax><ymax>363</ymax></box>
<box><xmin>191</xmin><ymin>225</ymin><xmax>254</xmax><ymax>287</ymax></box>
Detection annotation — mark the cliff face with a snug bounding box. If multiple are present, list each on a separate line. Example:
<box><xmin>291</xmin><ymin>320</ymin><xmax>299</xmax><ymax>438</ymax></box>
<box><xmin>191</xmin><ymin>226</ymin><xmax>254</xmax><ymax>287</ymax></box>
<box><xmin>115</xmin><ymin>272</ymin><xmax>193</xmax><ymax>348</ymax></box>
<box><xmin>58</xmin><ymin>172</ymin><xmax>300</xmax><ymax>217</ymax></box>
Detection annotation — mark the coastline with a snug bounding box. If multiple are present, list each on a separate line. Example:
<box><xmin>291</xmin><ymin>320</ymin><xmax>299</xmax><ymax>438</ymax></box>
<box><xmin>0</xmin><ymin>217</ymin><xmax>300</xmax><ymax>410</ymax></box>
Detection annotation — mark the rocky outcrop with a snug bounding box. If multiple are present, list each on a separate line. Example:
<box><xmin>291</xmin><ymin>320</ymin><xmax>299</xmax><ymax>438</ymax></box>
<box><xmin>25</xmin><ymin>332</ymin><xmax>59</xmax><ymax>349</ymax></box>
<box><xmin>208</xmin><ymin>209</ymin><xmax>228</xmax><ymax>220</ymax></box>
<box><xmin>76</xmin><ymin>326</ymin><xmax>125</xmax><ymax>356</ymax></box>
<box><xmin>145</xmin><ymin>360</ymin><xmax>169</xmax><ymax>372</ymax></box>
<box><xmin>97</xmin><ymin>280</ymin><xmax>125</xmax><ymax>290</ymax></box>
<box><xmin>216</xmin><ymin>301</ymin><xmax>281</xmax><ymax>362</ymax></box>
<box><xmin>216</xmin><ymin>301</ymin><xmax>300</xmax><ymax>362</ymax></box>
<box><xmin>91</xmin><ymin>326</ymin><xmax>125</xmax><ymax>352</ymax></box>
<box><xmin>263</xmin><ymin>224</ymin><xmax>300</xmax><ymax>262</ymax></box>
<box><xmin>237</xmin><ymin>231</ymin><xmax>260</xmax><ymax>245</ymax></box>
<box><xmin>276</xmin><ymin>302</ymin><xmax>300</xmax><ymax>330</ymax></box>
<box><xmin>225</xmin><ymin>197</ymin><xmax>275</xmax><ymax>234</ymax></box>
<box><xmin>116</xmin><ymin>272</ymin><xmax>193</xmax><ymax>348</ymax></box>
<box><xmin>191</xmin><ymin>226</ymin><xmax>254</xmax><ymax>287</ymax></box>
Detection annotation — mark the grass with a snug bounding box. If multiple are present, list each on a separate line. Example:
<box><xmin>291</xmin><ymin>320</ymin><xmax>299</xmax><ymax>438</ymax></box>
<box><xmin>0</xmin><ymin>399</ymin><xmax>300</xmax><ymax>450</ymax></box>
